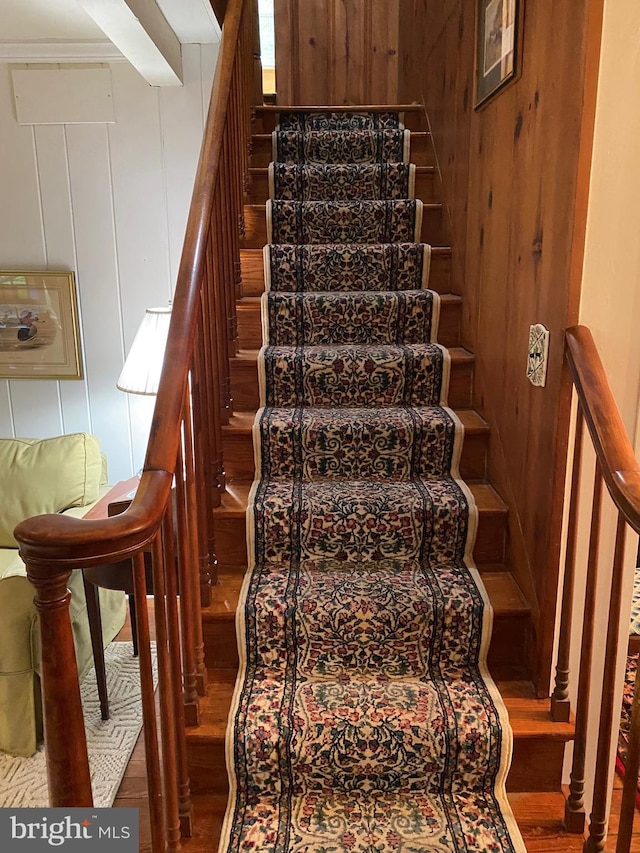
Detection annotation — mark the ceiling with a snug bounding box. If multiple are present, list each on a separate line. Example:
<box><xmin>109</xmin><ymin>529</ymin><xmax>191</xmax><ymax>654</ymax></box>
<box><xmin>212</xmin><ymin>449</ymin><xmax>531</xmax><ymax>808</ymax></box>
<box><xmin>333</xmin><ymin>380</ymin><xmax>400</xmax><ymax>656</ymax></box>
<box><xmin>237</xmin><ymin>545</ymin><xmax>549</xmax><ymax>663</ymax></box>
<box><xmin>0</xmin><ymin>0</ymin><xmax>107</xmax><ymax>41</ymax></box>
<box><xmin>0</xmin><ymin>0</ymin><xmax>220</xmax><ymax>47</ymax></box>
<box><xmin>0</xmin><ymin>0</ymin><xmax>221</xmax><ymax>85</ymax></box>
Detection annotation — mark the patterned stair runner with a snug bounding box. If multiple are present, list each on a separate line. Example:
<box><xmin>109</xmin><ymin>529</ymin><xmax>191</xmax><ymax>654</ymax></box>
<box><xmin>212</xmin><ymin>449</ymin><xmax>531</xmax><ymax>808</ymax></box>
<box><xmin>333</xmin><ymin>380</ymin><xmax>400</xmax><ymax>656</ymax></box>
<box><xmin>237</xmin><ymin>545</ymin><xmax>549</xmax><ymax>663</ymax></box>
<box><xmin>269</xmin><ymin>163</ymin><xmax>415</xmax><ymax>201</ymax></box>
<box><xmin>267</xmin><ymin>199</ymin><xmax>423</xmax><ymax>244</ymax></box>
<box><xmin>220</xmin><ymin>112</ymin><xmax>525</xmax><ymax>852</ymax></box>
<box><xmin>264</xmin><ymin>243</ymin><xmax>431</xmax><ymax>292</ymax></box>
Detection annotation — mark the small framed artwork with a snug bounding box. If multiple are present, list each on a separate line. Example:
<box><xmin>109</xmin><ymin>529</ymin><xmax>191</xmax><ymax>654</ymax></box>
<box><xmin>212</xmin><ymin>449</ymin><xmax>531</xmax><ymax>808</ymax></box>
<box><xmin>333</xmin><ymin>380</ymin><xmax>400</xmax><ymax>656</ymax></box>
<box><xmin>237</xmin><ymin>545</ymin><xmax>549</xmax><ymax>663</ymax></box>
<box><xmin>475</xmin><ymin>0</ymin><xmax>523</xmax><ymax>109</ymax></box>
<box><xmin>0</xmin><ymin>271</ymin><xmax>83</xmax><ymax>379</ymax></box>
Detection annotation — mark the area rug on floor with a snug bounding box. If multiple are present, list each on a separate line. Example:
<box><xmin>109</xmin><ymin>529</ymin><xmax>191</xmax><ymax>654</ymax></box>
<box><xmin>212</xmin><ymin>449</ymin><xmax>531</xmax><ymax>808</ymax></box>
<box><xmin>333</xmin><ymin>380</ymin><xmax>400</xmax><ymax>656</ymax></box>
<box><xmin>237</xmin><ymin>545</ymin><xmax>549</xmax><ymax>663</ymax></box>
<box><xmin>220</xmin><ymin>113</ymin><xmax>525</xmax><ymax>852</ymax></box>
<box><xmin>0</xmin><ymin>641</ymin><xmax>156</xmax><ymax>808</ymax></box>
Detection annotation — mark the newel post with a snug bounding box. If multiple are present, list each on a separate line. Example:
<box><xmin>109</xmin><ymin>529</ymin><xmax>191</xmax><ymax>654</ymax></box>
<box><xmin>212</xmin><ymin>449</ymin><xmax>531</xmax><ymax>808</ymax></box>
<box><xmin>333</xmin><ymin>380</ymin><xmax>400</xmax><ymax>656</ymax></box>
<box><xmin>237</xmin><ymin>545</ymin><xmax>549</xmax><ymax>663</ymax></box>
<box><xmin>26</xmin><ymin>562</ymin><xmax>93</xmax><ymax>806</ymax></box>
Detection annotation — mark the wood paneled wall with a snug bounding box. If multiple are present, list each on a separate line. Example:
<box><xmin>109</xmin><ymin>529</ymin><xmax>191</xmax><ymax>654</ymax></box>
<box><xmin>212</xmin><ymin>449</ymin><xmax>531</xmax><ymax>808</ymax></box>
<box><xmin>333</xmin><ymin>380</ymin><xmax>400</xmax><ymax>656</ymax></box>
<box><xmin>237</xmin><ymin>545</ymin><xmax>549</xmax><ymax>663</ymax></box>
<box><xmin>0</xmin><ymin>46</ymin><xmax>218</xmax><ymax>482</ymax></box>
<box><xmin>397</xmin><ymin>1</ymin><xmax>603</xmax><ymax>692</ymax></box>
<box><xmin>274</xmin><ymin>0</ymin><xmax>401</xmax><ymax>105</ymax></box>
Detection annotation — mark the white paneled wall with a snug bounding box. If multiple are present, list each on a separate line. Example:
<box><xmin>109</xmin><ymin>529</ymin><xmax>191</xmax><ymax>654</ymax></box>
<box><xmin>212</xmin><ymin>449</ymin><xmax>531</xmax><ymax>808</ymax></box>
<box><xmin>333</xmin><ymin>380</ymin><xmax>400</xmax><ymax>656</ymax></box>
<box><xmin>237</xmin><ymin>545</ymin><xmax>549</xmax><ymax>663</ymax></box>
<box><xmin>0</xmin><ymin>44</ymin><xmax>218</xmax><ymax>481</ymax></box>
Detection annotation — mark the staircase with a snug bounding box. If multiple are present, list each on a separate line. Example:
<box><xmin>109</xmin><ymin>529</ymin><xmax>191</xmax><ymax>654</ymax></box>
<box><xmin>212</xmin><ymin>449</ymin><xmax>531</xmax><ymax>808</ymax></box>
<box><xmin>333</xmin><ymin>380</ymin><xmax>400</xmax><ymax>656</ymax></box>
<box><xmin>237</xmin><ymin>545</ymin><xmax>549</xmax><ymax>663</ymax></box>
<box><xmin>180</xmin><ymin>105</ymin><xmax>577</xmax><ymax>849</ymax></box>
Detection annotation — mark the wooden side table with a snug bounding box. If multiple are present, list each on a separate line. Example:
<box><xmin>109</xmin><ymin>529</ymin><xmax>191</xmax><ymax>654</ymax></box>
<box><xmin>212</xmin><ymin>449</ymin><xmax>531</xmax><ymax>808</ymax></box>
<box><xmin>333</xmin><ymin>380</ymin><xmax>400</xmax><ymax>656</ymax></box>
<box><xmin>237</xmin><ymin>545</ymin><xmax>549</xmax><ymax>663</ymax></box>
<box><xmin>80</xmin><ymin>477</ymin><xmax>140</xmax><ymax>720</ymax></box>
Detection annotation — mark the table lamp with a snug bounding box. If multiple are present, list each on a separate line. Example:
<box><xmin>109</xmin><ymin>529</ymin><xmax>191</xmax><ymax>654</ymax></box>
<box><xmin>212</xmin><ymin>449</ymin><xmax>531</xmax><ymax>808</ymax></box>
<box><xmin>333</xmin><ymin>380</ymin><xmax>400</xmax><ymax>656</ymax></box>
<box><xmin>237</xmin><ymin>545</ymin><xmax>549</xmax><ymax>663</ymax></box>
<box><xmin>117</xmin><ymin>305</ymin><xmax>172</xmax><ymax>395</ymax></box>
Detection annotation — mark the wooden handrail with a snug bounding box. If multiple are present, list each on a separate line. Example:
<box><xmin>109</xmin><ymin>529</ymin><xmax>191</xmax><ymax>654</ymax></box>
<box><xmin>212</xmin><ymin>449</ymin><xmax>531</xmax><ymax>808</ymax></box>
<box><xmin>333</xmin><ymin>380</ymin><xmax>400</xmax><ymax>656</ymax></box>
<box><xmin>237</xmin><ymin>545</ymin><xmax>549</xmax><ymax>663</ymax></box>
<box><xmin>565</xmin><ymin>324</ymin><xmax>640</xmax><ymax>534</ymax></box>
<box><xmin>557</xmin><ymin>325</ymin><xmax>640</xmax><ymax>850</ymax></box>
<box><xmin>14</xmin><ymin>0</ymin><xmax>245</xmax><ymax>568</ymax></box>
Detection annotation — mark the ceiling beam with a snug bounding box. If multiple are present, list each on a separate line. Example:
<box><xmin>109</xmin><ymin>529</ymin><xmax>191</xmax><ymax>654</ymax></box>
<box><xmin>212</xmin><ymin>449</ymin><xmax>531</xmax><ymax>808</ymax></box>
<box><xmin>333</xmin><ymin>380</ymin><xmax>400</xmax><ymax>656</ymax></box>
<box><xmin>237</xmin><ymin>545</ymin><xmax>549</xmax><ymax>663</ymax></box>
<box><xmin>78</xmin><ymin>0</ymin><xmax>183</xmax><ymax>86</ymax></box>
<box><xmin>155</xmin><ymin>0</ymin><xmax>222</xmax><ymax>42</ymax></box>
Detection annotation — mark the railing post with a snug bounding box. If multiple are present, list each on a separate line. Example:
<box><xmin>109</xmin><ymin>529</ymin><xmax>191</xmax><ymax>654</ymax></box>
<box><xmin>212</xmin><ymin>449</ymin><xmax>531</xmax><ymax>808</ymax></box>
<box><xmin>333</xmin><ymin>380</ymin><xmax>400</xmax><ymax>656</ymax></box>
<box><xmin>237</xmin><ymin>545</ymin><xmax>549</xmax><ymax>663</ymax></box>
<box><xmin>26</xmin><ymin>564</ymin><xmax>93</xmax><ymax>807</ymax></box>
<box><xmin>132</xmin><ymin>551</ymin><xmax>164</xmax><ymax>853</ymax></box>
<box><xmin>564</xmin><ymin>466</ymin><xmax>603</xmax><ymax>833</ymax></box>
<box><xmin>151</xmin><ymin>532</ymin><xmax>181</xmax><ymax>853</ymax></box>
<box><xmin>584</xmin><ymin>513</ymin><xmax>628</xmax><ymax>853</ymax></box>
<box><xmin>174</xmin><ymin>431</ymin><xmax>200</xmax><ymax>723</ymax></box>
<box><xmin>617</xmin><ymin>646</ymin><xmax>640</xmax><ymax>852</ymax></box>
<box><xmin>183</xmin><ymin>391</ymin><xmax>208</xmax><ymax>694</ymax></box>
<box><xmin>552</xmin><ymin>407</ymin><xmax>585</xmax><ymax>721</ymax></box>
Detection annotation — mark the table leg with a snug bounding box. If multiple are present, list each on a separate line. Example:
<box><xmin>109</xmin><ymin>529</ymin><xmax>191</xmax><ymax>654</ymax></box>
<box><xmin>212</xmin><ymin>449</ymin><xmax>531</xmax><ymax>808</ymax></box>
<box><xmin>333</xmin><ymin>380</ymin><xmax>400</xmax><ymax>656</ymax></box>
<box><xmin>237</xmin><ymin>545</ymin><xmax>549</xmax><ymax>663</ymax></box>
<box><xmin>83</xmin><ymin>575</ymin><xmax>109</xmax><ymax>720</ymax></box>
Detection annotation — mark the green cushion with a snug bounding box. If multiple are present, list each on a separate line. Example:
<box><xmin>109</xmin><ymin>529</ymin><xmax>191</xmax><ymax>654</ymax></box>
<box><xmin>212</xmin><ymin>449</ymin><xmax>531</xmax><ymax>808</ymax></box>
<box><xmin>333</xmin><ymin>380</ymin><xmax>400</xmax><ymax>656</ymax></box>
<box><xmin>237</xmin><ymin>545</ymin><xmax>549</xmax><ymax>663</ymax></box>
<box><xmin>0</xmin><ymin>433</ymin><xmax>103</xmax><ymax>547</ymax></box>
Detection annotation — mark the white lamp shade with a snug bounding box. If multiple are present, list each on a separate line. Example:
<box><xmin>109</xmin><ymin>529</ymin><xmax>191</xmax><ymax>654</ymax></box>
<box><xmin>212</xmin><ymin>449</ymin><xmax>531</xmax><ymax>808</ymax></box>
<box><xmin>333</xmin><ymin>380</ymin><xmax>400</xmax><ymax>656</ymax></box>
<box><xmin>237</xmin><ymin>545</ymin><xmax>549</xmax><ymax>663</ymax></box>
<box><xmin>117</xmin><ymin>306</ymin><xmax>172</xmax><ymax>395</ymax></box>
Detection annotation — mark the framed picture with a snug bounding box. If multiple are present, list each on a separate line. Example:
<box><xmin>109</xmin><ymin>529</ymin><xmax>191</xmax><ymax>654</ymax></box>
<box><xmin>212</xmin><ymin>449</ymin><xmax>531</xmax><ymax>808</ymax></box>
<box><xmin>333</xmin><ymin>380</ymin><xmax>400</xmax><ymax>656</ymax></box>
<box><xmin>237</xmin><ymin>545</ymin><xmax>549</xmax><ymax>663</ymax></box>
<box><xmin>0</xmin><ymin>271</ymin><xmax>83</xmax><ymax>379</ymax></box>
<box><xmin>475</xmin><ymin>0</ymin><xmax>523</xmax><ymax>109</ymax></box>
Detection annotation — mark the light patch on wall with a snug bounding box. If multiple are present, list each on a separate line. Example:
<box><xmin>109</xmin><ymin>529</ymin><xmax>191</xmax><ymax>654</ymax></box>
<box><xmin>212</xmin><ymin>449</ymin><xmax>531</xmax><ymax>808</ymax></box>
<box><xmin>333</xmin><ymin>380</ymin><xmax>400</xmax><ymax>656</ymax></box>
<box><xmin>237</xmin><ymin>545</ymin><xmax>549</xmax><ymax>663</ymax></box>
<box><xmin>12</xmin><ymin>68</ymin><xmax>115</xmax><ymax>125</ymax></box>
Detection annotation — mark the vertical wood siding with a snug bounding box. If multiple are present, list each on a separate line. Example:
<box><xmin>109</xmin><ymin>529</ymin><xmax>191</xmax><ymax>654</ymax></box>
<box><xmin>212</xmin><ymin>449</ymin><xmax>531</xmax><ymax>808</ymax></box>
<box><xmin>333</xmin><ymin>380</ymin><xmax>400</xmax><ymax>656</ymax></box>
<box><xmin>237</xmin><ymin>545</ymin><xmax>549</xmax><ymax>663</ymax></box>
<box><xmin>274</xmin><ymin>0</ymin><xmax>400</xmax><ymax>105</ymax></box>
<box><xmin>0</xmin><ymin>45</ymin><xmax>218</xmax><ymax>482</ymax></box>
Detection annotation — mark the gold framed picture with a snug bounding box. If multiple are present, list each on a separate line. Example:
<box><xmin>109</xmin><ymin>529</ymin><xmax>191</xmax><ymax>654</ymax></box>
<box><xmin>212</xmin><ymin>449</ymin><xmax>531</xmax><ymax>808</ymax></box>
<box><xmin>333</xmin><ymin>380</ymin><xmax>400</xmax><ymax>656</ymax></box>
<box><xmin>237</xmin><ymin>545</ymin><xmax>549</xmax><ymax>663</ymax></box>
<box><xmin>475</xmin><ymin>0</ymin><xmax>523</xmax><ymax>109</ymax></box>
<box><xmin>0</xmin><ymin>271</ymin><xmax>83</xmax><ymax>379</ymax></box>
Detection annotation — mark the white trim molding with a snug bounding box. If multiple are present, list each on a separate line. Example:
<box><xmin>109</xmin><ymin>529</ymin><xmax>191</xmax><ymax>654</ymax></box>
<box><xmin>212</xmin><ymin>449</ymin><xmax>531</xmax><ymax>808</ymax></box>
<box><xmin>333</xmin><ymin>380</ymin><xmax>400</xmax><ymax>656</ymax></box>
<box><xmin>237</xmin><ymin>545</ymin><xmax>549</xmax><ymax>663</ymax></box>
<box><xmin>0</xmin><ymin>41</ymin><xmax>127</xmax><ymax>63</ymax></box>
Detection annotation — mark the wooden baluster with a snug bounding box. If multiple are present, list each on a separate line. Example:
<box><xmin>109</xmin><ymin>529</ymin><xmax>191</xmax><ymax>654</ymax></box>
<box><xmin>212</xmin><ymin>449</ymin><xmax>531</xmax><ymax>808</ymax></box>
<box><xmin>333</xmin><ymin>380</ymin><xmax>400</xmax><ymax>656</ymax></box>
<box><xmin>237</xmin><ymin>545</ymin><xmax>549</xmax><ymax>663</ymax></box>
<box><xmin>25</xmin><ymin>564</ymin><xmax>92</xmax><ymax>806</ymax></box>
<box><xmin>183</xmin><ymin>390</ymin><xmax>208</xmax><ymax>693</ymax></box>
<box><xmin>617</xmin><ymin>643</ymin><xmax>640</xmax><ymax>852</ymax></box>
<box><xmin>192</xmin><ymin>327</ymin><xmax>215</xmax><ymax>604</ymax></box>
<box><xmin>564</xmin><ymin>465</ymin><xmax>603</xmax><ymax>833</ymax></box>
<box><xmin>206</xmin><ymin>221</ymin><xmax>232</xmax><ymax>425</ymax></box>
<box><xmin>552</xmin><ymin>408</ymin><xmax>585</xmax><ymax>721</ymax></box>
<box><xmin>132</xmin><ymin>550</ymin><xmax>164</xmax><ymax>853</ymax></box>
<box><xmin>150</xmin><ymin>530</ymin><xmax>181</xmax><ymax>853</ymax></box>
<box><xmin>232</xmin><ymin>64</ymin><xmax>247</xmax><ymax>297</ymax></box>
<box><xmin>221</xmin><ymin>128</ymin><xmax>241</xmax><ymax>346</ymax></box>
<box><xmin>248</xmin><ymin>0</ymin><xmax>264</xmax><ymax>106</ymax></box>
<box><xmin>584</xmin><ymin>512</ymin><xmax>628</xmax><ymax>853</ymax></box>
<box><xmin>238</xmin><ymin>26</ymin><xmax>254</xmax><ymax>187</ymax></box>
<box><xmin>174</xmin><ymin>428</ymin><xmax>199</xmax><ymax>725</ymax></box>
<box><xmin>193</xmin><ymin>313</ymin><xmax>219</xmax><ymax>594</ymax></box>
<box><xmin>161</xmin><ymin>509</ymin><xmax>194</xmax><ymax>838</ymax></box>
<box><xmin>201</xmin><ymin>239</ymin><xmax>228</xmax><ymax>473</ymax></box>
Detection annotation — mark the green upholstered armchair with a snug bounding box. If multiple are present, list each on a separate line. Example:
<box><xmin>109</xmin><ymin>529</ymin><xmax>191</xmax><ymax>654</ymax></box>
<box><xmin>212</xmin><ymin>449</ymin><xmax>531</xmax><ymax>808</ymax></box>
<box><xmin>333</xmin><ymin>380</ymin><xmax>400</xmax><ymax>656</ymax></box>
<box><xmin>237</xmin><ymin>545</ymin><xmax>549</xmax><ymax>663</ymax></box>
<box><xmin>0</xmin><ymin>434</ymin><xmax>126</xmax><ymax>756</ymax></box>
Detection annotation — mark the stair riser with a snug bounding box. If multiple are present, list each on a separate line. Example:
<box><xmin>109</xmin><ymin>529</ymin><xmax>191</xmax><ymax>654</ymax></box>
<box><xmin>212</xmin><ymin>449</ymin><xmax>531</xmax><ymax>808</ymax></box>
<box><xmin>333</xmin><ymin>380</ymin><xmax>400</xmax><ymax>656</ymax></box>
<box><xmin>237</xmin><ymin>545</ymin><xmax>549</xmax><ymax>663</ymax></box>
<box><xmin>212</xmin><ymin>503</ymin><xmax>506</xmax><ymax>570</ymax></box>
<box><xmin>222</xmin><ymin>426</ymin><xmax>487</xmax><ymax>482</ymax></box>
<box><xmin>240</xmin><ymin>248</ymin><xmax>452</xmax><ymax>296</ymax></box>
<box><xmin>247</xmin><ymin>169</ymin><xmax>436</xmax><ymax>204</ymax></box>
<box><xmin>241</xmin><ymin>203</ymin><xmax>444</xmax><ymax>248</ymax></box>
<box><xmin>229</xmin><ymin>352</ymin><xmax>473</xmax><ymax>411</ymax></box>
<box><xmin>250</xmin><ymin>132</ymin><xmax>435</xmax><ymax>168</ymax></box>
<box><xmin>188</xmin><ymin>740</ymin><xmax>564</xmax><ymax>797</ymax></box>
<box><xmin>253</xmin><ymin>110</ymin><xmax>426</xmax><ymax>134</ymax></box>
<box><xmin>203</xmin><ymin>609</ymin><xmax>523</xmax><ymax>677</ymax></box>
<box><xmin>237</xmin><ymin>296</ymin><xmax>461</xmax><ymax>349</ymax></box>
<box><xmin>187</xmin><ymin>742</ymin><xmax>227</xmax><ymax>795</ymax></box>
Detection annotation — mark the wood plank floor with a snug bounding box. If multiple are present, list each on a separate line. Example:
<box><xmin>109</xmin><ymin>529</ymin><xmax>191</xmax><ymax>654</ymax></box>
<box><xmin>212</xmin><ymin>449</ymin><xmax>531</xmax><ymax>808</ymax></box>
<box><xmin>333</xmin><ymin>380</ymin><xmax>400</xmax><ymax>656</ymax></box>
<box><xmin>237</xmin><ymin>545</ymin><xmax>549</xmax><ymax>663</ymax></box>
<box><xmin>113</xmin><ymin>607</ymin><xmax>640</xmax><ymax>852</ymax></box>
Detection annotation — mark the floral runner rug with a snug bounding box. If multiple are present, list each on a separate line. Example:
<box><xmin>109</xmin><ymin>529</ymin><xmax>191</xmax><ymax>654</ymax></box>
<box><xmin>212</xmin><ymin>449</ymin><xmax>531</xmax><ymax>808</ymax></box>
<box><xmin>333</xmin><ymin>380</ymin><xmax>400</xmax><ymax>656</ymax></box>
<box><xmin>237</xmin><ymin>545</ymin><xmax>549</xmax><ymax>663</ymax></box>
<box><xmin>219</xmin><ymin>114</ymin><xmax>525</xmax><ymax>852</ymax></box>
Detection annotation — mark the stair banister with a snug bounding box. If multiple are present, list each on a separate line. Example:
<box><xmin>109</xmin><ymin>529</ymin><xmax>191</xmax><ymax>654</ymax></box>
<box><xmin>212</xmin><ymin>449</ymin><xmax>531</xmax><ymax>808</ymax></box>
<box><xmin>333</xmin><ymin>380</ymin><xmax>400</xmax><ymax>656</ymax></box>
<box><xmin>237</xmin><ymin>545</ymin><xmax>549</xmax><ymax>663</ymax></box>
<box><xmin>12</xmin><ymin>0</ymin><xmax>261</xmax><ymax>846</ymax></box>
<box><xmin>553</xmin><ymin>325</ymin><xmax>640</xmax><ymax>851</ymax></box>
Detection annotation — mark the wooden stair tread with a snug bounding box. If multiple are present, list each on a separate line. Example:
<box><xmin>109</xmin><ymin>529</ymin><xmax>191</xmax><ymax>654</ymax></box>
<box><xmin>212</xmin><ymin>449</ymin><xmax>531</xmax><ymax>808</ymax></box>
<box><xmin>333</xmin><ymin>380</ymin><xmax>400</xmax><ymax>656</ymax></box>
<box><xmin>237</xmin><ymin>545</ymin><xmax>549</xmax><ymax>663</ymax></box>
<box><xmin>240</xmin><ymin>245</ymin><xmax>453</xmax><ymax>297</ymax></box>
<box><xmin>233</xmin><ymin>345</ymin><xmax>473</xmax><ymax>363</ymax></box>
<box><xmin>238</xmin><ymin>291</ymin><xmax>459</xmax><ymax>305</ymax></box>
<box><xmin>150</xmin><ymin>791</ymin><xmax>586</xmax><ymax>852</ymax></box>
<box><xmin>222</xmin><ymin>405</ymin><xmax>486</xmax><ymax>438</ymax></box>
<box><xmin>250</xmin><ymin>132</ymin><xmax>435</xmax><ymax>168</ymax></box>
<box><xmin>188</xmin><ymin>669</ymin><xmax>572</xmax><ymax>743</ymax></box>
<box><xmin>248</xmin><ymin>163</ymin><xmax>436</xmax><ymax>177</ymax></box>
<box><xmin>204</xmin><ymin>569</ymin><xmax>528</xmax><ymax>622</ymax></box>
<box><xmin>256</xmin><ymin>104</ymin><xmax>425</xmax><ymax>113</ymax></box>
<box><xmin>222</xmin><ymin>411</ymin><xmax>256</xmax><ymax>434</ymax></box>
<box><xmin>456</xmin><ymin>408</ymin><xmax>489</xmax><ymax>434</ymax></box>
<box><xmin>482</xmin><ymin>572</ymin><xmax>529</xmax><ymax>613</ymax></box>
<box><xmin>216</xmin><ymin>479</ymin><xmax>504</xmax><ymax>518</ymax></box>
<box><xmin>245</xmin><ymin>200</ymin><xmax>443</xmax><ymax>213</ymax></box>
<box><xmin>237</xmin><ymin>292</ymin><xmax>463</xmax><ymax>349</ymax></box>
